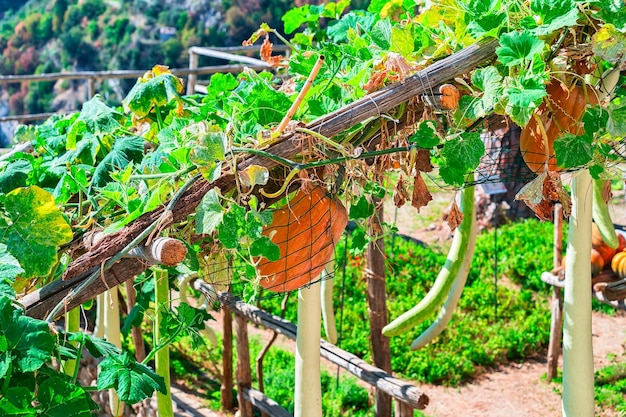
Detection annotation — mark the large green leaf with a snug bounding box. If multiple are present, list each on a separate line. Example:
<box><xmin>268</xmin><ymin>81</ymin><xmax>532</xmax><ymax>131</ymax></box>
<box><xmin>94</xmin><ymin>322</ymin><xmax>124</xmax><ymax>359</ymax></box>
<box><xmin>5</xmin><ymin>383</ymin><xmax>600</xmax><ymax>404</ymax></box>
<box><xmin>66</xmin><ymin>95</ymin><xmax>125</xmax><ymax>150</ymax></box>
<box><xmin>91</xmin><ymin>136</ymin><xmax>145</xmax><ymax>188</ymax></box>
<box><xmin>97</xmin><ymin>351</ymin><xmax>166</xmax><ymax>404</ymax></box>
<box><xmin>195</xmin><ymin>188</ymin><xmax>224</xmax><ymax>235</ymax></box>
<box><xmin>36</xmin><ymin>376</ymin><xmax>98</xmax><ymax>417</ymax></box>
<box><xmin>0</xmin><ymin>386</ymin><xmax>36</xmax><ymax>416</ymax></box>
<box><xmin>123</xmin><ymin>69</ymin><xmax>185</xmax><ymax>118</ymax></box>
<box><xmin>439</xmin><ymin>132</ymin><xmax>485</xmax><ymax>186</ymax></box>
<box><xmin>530</xmin><ymin>0</ymin><xmax>579</xmax><ymax>35</ymax></box>
<box><xmin>0</xmin><ymin>186</ymin><xmax>73</xmax><ymax>278</ymax></box>
<box><xmin>0</xmin><ymin>296</ymin><xmax>55</xmax><ymax>373</ymax></box>
<box><xmin>0</xmin><ymin>159</ymin><xmax>32</xmax><ymax>195</ymax></box>
<box><xmin>496</xmin><ymin>31</ymin><xmax>544</xmax><ymax>67</ymax></box>
<box><xmin>595</xmin><ymin>0</ymin><xmax>626</xmax><ymax>32</ymax></box>
<box><xmin>0</xmin><ymin>244</ymin><xmax>23</xmax><ymax>299</ymax></box>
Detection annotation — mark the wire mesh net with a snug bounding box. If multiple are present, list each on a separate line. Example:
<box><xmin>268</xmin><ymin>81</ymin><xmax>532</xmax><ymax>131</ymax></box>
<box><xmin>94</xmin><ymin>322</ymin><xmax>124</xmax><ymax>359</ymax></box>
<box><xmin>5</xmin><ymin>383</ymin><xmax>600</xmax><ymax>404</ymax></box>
<box><xmin>197</xmin><ymin>185</ymin><xmax>345</xmax><ymax>302</ymax></box>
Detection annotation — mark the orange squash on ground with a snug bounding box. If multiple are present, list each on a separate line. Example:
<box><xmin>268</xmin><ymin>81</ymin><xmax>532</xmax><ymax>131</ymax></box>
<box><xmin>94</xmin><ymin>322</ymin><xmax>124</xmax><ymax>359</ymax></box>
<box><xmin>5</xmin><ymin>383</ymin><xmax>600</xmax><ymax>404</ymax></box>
<box><xmin>591</xmin><ymin>223</ymin><xmax>618</xmax><ymax>264</ymax></box>
<box><xmin>590</xmin><ymin>248</ymin><xmax>605</xmax><ymax>276</ymax></box>
<box><xmin>520</xmin><ymin>80</ymin><xmax>598</xmax><ymax>173</ymax></box>
<box><xmin>257</xmin><ymin>185</ymin><xmax>348</xmax><ymax>292</ymax></box>
<box><xmin>617</xmin><ymin>233</ymin><xmax>626</xmax><ymax>252</ymax></box>
<box><xmin>611</xmin><ymin>250</ymin><xmax>626</xmax><ymax>279</ymax></box>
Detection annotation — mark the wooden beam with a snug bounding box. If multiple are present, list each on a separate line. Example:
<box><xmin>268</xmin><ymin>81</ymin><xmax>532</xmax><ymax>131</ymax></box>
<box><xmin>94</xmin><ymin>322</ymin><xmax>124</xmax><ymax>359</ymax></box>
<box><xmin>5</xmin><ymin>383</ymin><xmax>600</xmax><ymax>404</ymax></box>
<box><xmin>241</xmin><ymin>387</ymin><xmax>292</xmax><ymax>417</ymax></box>
<box><xmin>215</xmin><ymin>290</ymin><xmax>429</xmax><ymax>410</ymax></box>
<box><xmin>0</xmin><ymin>64</ymin><xmax>269</xmax><ymax>85</ymax></box>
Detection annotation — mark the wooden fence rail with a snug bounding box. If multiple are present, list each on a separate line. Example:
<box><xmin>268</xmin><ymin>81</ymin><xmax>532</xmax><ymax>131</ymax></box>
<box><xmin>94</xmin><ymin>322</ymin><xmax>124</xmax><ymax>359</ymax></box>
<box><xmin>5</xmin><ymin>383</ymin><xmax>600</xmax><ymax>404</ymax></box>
<box><xmin>0</xmin><ymin>44</ymin><xmax>283</xmax><ymax>124</ymax></box>
<box><xmin>210</xmin><ymin>287</ymin><xmax>430</xmax><ymax>416</ymax></box>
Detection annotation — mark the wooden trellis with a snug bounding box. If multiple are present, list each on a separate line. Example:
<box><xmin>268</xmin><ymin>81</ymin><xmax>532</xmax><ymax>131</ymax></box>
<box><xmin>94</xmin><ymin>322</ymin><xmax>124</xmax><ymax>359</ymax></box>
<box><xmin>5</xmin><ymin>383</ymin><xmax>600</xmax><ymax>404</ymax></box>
<box><xmin>20</xmin><ymin>38</ymin><xmax>500</xmax><ymax>321</ymax></box>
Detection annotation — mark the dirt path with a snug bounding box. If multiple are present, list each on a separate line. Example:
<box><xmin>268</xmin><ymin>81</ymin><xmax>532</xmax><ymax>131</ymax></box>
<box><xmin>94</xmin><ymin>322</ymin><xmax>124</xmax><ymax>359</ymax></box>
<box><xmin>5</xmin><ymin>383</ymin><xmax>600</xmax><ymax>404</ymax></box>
<box><xmin>422</xmin><ymin>311</ymin><xmax>626</xmax><ymax>417</ymax></box>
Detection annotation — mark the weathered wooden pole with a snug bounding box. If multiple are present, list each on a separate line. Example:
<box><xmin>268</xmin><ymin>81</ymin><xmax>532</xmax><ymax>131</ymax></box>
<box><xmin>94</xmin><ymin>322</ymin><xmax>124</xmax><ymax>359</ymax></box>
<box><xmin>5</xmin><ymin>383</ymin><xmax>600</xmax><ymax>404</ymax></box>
<box><xmin>235</xmin><ymin>313</ymin><xmax>253</xmax><ymax>417</ymax></box>
<box><xmin>547</xmin><ymin>203</ymin><xmax>564</xmax><ymax>381</ymax></box>
<box><xmin>366</xmin><ymin>203</ymin><xmax>392</xmax><ymax>417</ymax></box>
<box><xmin>221</xmin><ymin>307</ymin><xmax>234</xmax><ymax>411</ymax></box>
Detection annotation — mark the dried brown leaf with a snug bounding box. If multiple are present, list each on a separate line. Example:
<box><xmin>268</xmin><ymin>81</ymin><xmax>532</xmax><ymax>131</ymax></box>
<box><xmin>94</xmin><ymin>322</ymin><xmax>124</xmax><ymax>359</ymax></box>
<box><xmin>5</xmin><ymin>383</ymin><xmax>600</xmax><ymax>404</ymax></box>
<box><xmin>415</xmin><ymin>149</ymin><xmax>433</xmax><ymax>173</ymax></box>
<box><xmin>384</xmin><ymin>52</ymin><xmax>414</xmax><ymax>79</ymax></box>
<box><xmin>412</xmin><ymin>172</ymin><xmax>433</xmax><ymax>212</ymax></box>
<box><xmin>447</xmin><ymin>198</ymin><xmax>464</xmax><ymax>232</ymax></box>
<box><xmin>394</xmin><ymin>175</ymin><xmax>411</xmax><ymax>208</ymax></box>
<box><xmin>515</xmin><ymin>172</ymin><xmax>570</xmax><ymax>220</ymax></box>
<box><xmin>260</xmin><ymin>37</ymin><xmax>283</xmax><ymax>67</ymax></box>
<box><xmin>363</xmin><ymin>70</ymin><xmax>388</xmax><ymax>93</ymax></box>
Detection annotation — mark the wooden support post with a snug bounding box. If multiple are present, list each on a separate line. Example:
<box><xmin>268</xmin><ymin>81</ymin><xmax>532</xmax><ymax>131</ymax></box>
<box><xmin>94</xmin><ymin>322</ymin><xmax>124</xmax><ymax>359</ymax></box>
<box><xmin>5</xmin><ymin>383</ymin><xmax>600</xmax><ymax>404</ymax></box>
<box><xmin>235</xmin><ymin>313</ymin><xmax>253</xmax><ymax>417</ymax></box>
<box><xmin>366</xmin><ymin>203</ymin><xmax>392</xmax><ymax>417</ymax></box>
<box><xmin>124</xmin><ymin>280</ymin><xmax>146</xmax><ymax>362</ymax></box>
<box><xmin>88</xmin><ymin>78</ymin><xmax>95</xmax><ymax>98</ymax></box>
<box><xmin>395</xmin><ymin>401</ymin><xmax>415</xmax><ymax>417</ymax></box>
<box><xmin>547</xmin><ymin>204</ymin><xmax>564</xmax><ymax>382</ymax></box>
<box><xmin>221</xmin><ymin>307</ymin><xmax>234</xmax><ymax>411</ymax></box>
<box><xmin>187</xmin><ymin>50</ymin><xmax>198</xmax><ymax>95</ymax></box>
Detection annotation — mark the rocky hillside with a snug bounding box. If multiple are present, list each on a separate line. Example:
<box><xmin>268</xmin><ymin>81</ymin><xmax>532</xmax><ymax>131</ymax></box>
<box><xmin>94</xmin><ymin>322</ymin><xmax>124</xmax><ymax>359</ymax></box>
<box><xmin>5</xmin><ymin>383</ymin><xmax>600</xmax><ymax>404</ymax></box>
<box><xmin>0</xmin><ymin>0</ymin><xmax>304</xmax><ymax>126</ymax></box>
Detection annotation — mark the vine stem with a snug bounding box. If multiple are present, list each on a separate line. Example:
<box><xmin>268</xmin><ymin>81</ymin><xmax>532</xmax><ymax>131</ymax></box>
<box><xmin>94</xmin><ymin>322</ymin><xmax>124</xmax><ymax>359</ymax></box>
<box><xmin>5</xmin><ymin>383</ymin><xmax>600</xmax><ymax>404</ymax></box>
<box><xmin>230</xmin><ymin>147</ymin><xmax>300</xmax><ymax>168</ymax></box>
<box><xmin>45</xmin><ymin>173</ymin><xmax>202</xmax><ymax>322</ymax></box>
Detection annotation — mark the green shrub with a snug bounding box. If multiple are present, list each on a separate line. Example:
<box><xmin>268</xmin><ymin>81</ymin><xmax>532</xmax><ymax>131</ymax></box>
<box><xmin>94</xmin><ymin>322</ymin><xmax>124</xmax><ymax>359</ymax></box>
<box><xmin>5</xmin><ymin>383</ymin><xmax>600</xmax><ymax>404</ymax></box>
<box><xmin>262</xmin><ymin>218</ymin><xmax>554</xmax><ymax>386</ymax></box>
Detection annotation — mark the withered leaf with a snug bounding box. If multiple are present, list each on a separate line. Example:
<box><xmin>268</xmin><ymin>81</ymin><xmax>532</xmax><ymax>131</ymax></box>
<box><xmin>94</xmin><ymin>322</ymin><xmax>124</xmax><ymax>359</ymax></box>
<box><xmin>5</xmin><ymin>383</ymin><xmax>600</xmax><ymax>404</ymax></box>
<box><xmin>260</xmin><ymin>36</ymin><xmax>283</xmax><ymax>67</ymax></box>
<box><xmin>447</xmin><ymin>197</ymin><xmax>464</xmax><ymax>232</ymax></box>
<box><xmin>515</xmin><ymin>171</ymin><xmax>570</xmax><ymax>221</ymax></box>
<box><xmin>415</xmin><ymin>149</ymin><xmax>433</xmax><ymax>173</ymax></box>
<box><xmin>363</xmin><ymin>70</ymin><xmax>388</xmax><ymax>93</ymax></box>
<box><xmin>412</xmin><ymin>172</ymin><xmax>433</xmax><ymax>212</ymax></box>
<box><xmin>394</xmin><ymin>175</ymin><xmax>411</xmax><ymax>208</ymax></box>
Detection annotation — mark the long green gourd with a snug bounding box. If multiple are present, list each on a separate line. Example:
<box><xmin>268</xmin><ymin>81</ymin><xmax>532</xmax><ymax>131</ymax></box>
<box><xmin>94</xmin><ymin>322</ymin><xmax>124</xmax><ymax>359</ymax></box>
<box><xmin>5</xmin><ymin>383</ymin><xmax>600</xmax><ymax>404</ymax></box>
<box><xmin>410</xmin><ymin>185</ymin><xmax>476</xmax><ymax>349</ymax></box>
<box><xmin>383</xmin><ymin>183</ymin><xmax>476</xmax><ymax>337</ymax></box>
<box><xmin>592</xmin><ymin>178</ymin><xmax>618</xmax><ymax>249</ymax></box>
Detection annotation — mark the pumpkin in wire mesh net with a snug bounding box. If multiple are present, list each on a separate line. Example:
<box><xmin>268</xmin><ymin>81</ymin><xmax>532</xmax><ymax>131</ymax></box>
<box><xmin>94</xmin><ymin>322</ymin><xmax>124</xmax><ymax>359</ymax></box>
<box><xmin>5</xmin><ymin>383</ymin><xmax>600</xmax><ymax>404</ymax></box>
<box><xmin>520</xmin><ymin>79</ymin><xmax>598</xmax><ymax>173</ymax></box>
<box><xmin>257</xmin><ymin>184</ymin><xmax>348</xmax><ymax>292</ymax></box>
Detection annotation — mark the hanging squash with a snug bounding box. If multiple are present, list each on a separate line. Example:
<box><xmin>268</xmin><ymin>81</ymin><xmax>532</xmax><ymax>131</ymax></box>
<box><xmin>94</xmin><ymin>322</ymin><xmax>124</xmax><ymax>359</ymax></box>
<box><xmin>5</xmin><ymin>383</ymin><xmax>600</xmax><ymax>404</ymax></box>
<box><xmin>520</xmin><ymin>80</ymin><xmax>598</xmax><ymax>173</ymax></box>
<box><xmin>258</xmin><ymin>184</ymin><xmax>348</xmax><ymax>292</ymax></box>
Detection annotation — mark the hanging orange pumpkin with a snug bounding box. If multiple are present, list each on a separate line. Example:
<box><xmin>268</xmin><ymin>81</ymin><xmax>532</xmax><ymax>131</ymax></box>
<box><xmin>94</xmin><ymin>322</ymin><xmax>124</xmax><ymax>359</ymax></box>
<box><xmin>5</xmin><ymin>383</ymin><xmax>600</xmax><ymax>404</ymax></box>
<box><xmin>520</xmin><ymin>80</ymin><xmax>598</xmax><ymax>173</ymax></box>
<box><xmin>257</xmin><ymin>184</ymin><xmax>348</xmax><ymax>292</ymax></box>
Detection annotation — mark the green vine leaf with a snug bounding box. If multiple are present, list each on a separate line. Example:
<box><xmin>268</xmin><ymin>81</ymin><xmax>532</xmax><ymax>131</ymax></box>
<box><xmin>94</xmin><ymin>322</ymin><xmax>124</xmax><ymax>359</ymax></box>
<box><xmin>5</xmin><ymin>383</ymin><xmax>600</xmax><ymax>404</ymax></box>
<box><xmin>249</xmin><ymin>236</ymin><xmax>281</xmax><ymax>262</ymax></box>
<box><xmin>195</xmin><ymin>188</ymin><xmax>224</xmax><ymax>235</ymax></box>
<box><xmin>0</xmin><ymin>186</ymin><xmax>73</xmax><ymax>278</ymax></box>
<box><xmin>97</xmin><ymin>351</ymin><xmax>166</xmax><ymax>404</ymax></box>
<box><xmin>530</xmin><ymin>0</ymin><xmax>579</xmax><ymax>35</ymax></box>
<box><xmin>461</xmin><ymin>66</ymin><xmax>503</xmax><ymax>119</ymax></box>
<box><xmin>0</xmin><ymin>244</ymin><xmax>23</xmax><ymax>299</ymax></box>
<box><xmin>92</xmin><ymin>136</ymin><xmax>145</xmax><ymax>188</ymax></box>
<box><xmin>67</xmin><ymin>95</ymin><xmax>125</xmax><ymax>150</ymax></box>
<box><xmin>496</xmin><ymin>31</ymin><xmax>544</xmax><ymax>67</ymax></box>
<box><xmin>123</xmin><ymin>67</ymin><xmax>185</xmax><ymax>118</ymax></box>
<box><xmin>554</xmin><ymin>133</ymin><xmax>594</xmax><ymax>168</ymax></box>
<box><xmin>595</xmin><ymin>0</ymin><xmax>626</xmax><ymax>32</ymax></box>
<box><xmin>439</xmin><ymin>132</ymin><xmax>485</xmax><ymax>186</ymax></box>
<box><xmin>36</xmin><ymin>376</ymin><xmax>98</xmax><ymax>417</ymax></box>
<box><xmin>409</xmin><ymin>121</ymin><xmax>440</xmax><ymax>148</ymax></box>
<box><xmin>0</xmin><ymin>386</ymin><xmax>36</xmax><ymax>416</ymax></box>
<box><xmin>0</xmin><ymin>296</ymin><xmax>56</xmax><ymax>373</ymax></box>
